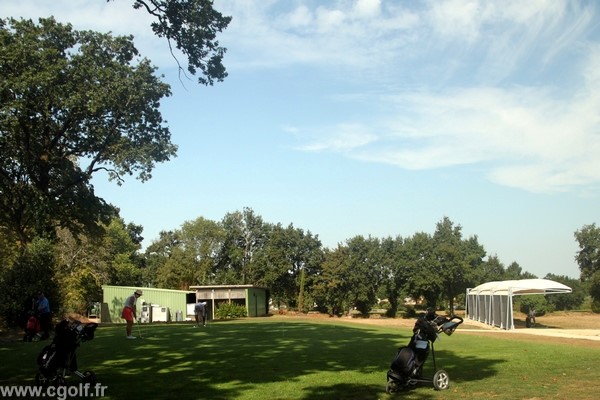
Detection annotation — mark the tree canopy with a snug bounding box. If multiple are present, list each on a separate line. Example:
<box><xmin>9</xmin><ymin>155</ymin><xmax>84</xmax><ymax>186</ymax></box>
<box><xmin>575</xmin><ymin>223</ymin><xmax>600</xmax><ymax>310</ymax></box>
<box><xmin>124</xmin><ymin>0</ymin><xmax>232</xmax><ymax>85</ymax></box>
<box><xmin>0</xmin><ymin>17</ymin><xmax>176</xmax><ymax>244</ymax></box>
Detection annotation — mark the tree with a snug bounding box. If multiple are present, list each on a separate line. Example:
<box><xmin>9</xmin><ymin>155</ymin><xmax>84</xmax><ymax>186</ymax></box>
<box><xmin>54</xmin><ymin>217</ymin><xmax>143</xmax><ymax>313</ymax></box>
<box><xmin>0</xmin><ymin>226</ymin><xmax>18</xmax><ymax>270</ymax></box>
<box><xmin>517</xmin><ymin>295</ymin><xmax>550</xmax><ymax>316</ymax></box>
<box><xmin>344</xmin><ymin>236</ymin><xmax>383</xmax><ymax>315</ymax></box>
<box><xmin>311</xmin><ymin>236</ymin><xmax>383</xmax><ymax>316</ymax></box>
<box><xmin>179</xmin><ymin>217</ymin><xmax>224</xmax><ymax>284</ymax></box>
<box><xmin>149</xmin><ymin>217</ymin><xmax>224</xmax><ymax>290</ymax></box>
<box><xmin>54</xmin><ymin>227</ymin><xmax>109</xmax><ymax>315</ymax></box>
<box><xmin>144</xmin><ymin>229</ymin><xmax>181</xmax><ymax>286</ymax></box>
<box><xmin>155</xmin><ymin>246</ymin><xmax>198</xmax><ymax>290</ymax></box>
<box><xmin>575</xmin><ymin>223</ymin><xmax>600</xmax><ymax>311</ymax></box>
<box><xmin>575</xmin><ymin>223</ymin><xmax>600</xmax><ymax>281</ymax></box>
<box><xmin>590</xmin><ymin>273</ymin><xmax>600</xmax><ymax>313</ymax></box>
<box><xmin>478</xmin><ymin>255</ymin><xmax>507</xmax><ymax>283</ymax></box>
<box><xmin>0</xmin><ymin>17</ymin><xmax>176</xmax><ymax>244</ymax></box>
<box><xmin>312</xmin><ymin>246</ymin><xmax>351</xmax><ymax>316</ymax></box>
<box><xmin>219</xmin><ymin>208</ymin><xmax>269</xmax><ymax>284</ymax></box>
<box><xmin>432</xmin><ymin>217</ymin><xmax>481</xmax><ymax>314</ymax></box>
<box><xmin>0</xmin><ymin>238</ymin><xmax>59</xmax><ymax>327</ymax></box>
<box><xmin>504</xmin><ymin>262</ymin><xmax>536</xmax><ymax>280</ymax></box>
<box><xmin>253</xmin><ymin>223</ymin><xmax>323</xmax><ymax>311</ymax></box>
<box><xmin>544</xmin><ymin>274</ymin><xmax>585</xmax><ymax>311</ymax></box>
<box><xmin>123</xmin><ymin>0</ymin><xmax>232</xmax><ymax>85</ymax></box>
<box><xmin>427</xmin><ymin>217</ymin><xmax>486</xmax><ymax>314</ymax></box>
<box><xmin>378</xmin><ymin>235</ymin><xmax>410</xmax><ymax>317</ymax></box>
<box><xmin>103</xmin><ymin>218</ymin><xmax>144</xmax><ymax>286</ymax></box>
<box><xmin>403</xmin><ymin>231</ymin><xmax>440</xmax><ymax>308</ymax></box>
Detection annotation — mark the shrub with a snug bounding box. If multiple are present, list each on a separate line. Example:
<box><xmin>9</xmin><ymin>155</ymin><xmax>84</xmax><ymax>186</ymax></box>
<box><xmin>518</xmin><ymin>295</ymin><xmax>552</xmax><ymax>316</ymax></box>
<box><xmin>592</xmin><ymin>299</ymin><xmax>600</xmax><ymax>314</ymax></box>
<box><xmin>215</xmin><ymin>303</ymin><xmax>247</xmax><ymax>319</ymax></box>
<box><xmin>0</xmin><ymin>238</ymin><xmax>59</xmax><ymax>328</ymax></box>
<box><xmin>378</xmin><ymin>299</ymin><xmax>391</xmax><ymax>310</ymax></box>
<box><xmin>403</xmin><ymin>306</ymin><xmax>417</xmax><ymax>319</ymax></box>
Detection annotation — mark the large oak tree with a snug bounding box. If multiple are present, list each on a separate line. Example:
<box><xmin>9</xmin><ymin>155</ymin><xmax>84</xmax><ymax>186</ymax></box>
<box><xmin>0</xmin><ymin>17</ymin><xmax>177</xmax><ymax>244</ymax></box>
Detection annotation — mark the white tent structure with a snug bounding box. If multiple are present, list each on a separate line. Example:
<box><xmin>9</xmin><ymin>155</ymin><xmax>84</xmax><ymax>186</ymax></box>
<box><xmin>466</xmin><ymin>279</ymin><xmax>572</xmax><ymax>330</ymax></box>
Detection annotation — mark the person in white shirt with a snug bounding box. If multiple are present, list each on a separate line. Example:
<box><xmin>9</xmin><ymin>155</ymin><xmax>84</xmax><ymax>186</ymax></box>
<box><xmin>121</xmin><ymin>289</ymin><xmax>142</xmax><ymax>339</ymax></box>
<box><xmin>194</xmin><ymin>300</ymin><xmax>207</xmax><ymax>327</ymax></box>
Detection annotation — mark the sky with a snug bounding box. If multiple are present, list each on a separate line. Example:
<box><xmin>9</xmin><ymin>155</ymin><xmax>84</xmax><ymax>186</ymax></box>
<box><xmin>5</xmin><ymin>0</ymin><xmax>600</xmax><ymax>280</ymax></box>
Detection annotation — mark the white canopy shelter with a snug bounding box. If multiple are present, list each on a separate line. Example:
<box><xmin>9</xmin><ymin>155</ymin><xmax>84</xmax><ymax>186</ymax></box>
<box><xmin>466</xmin><ymin>279</ymin><xmax>572</xmax><ymax>330</ymax></box>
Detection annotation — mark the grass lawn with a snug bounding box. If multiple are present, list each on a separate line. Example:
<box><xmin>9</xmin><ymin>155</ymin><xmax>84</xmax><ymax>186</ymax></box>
<box><xmin>1</xmin><ymin>316</ymin><xmax>599</xmax><ymax>399</ymax></box>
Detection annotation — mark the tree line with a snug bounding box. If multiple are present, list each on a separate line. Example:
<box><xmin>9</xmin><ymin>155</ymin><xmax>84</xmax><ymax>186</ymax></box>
<box><xmin>1</xmin><ymin>206</ymin><xmax>593</xmax><ymax>326</ymax></box>
<box><xmin>140</xmin><ymin>210</ymin><xmax>592</xmax><ymax>316</ymax></box>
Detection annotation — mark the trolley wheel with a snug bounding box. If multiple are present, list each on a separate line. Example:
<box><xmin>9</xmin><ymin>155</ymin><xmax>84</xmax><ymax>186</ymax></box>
<box><xmin>82</xmin><ymin>371</ymin><xmax>97</xmax><ymax>385</ymax></box>
<box><xmin>433</xmin><ymin>369</ymin><xmax>450</xmax><ymax>390</ymax></box>
<box><xmin>35</xmin><ymin>372</ymin><xmax>48</xmax><ymax>387</ymax></box>
<box><xmin>386</xmin><ymin>378</ymin><xmax>398</xmax><ymax>394</ymax></box>
<box><xmin>35</xmin><ymin>372</ymin><xmax>65</xmax><ymax>388</ymax></box>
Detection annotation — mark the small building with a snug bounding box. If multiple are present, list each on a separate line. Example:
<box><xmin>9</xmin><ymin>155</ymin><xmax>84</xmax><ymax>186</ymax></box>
<box><xmin>101</xmin><ymin>285</ymin><xmax>194</xmax><ymax>323</ymax></box>
<box><xmin>190</xmin><ymin>285</ymin><xmax>269</xmax><ymax>318</ymax></box>
<box><xmin>102</xmin><ymin>284</ymin><xmax>270</xmax><ymax>323</ymax></box>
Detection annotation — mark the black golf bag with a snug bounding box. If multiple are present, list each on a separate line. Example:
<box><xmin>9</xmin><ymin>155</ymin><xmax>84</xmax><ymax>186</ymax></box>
<box><xmin>386</xmin><ymin>312</ymin><xmax>462</xmax><ymax>393</ymax></box>
<box><xmin>35</xmin><ymin>320</ymin><xmax>98</xmax><ymax>387</ymax></box>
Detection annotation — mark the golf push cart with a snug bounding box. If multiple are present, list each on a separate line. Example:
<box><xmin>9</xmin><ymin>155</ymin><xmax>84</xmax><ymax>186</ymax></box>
<box><xmin>35</xmin><ymin>319</ymin><xmax>98</xmax><ymax>387</ymax></box>
<box><xmin>386</xmin><ymin>309</ymin><xmax>463</xmax><ymax>393</ymax></box>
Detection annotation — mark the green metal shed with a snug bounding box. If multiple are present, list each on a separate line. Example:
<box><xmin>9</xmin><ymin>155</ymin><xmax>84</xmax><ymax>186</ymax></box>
<box><xmin>189</xmin><ymin>285</ymin><xmax>269</xmax><ymax>318</ymax></box>
<box><xmin>102</xmin><ymin>285</ymin><xmax>194</xmax><ymax>323</ymax></box>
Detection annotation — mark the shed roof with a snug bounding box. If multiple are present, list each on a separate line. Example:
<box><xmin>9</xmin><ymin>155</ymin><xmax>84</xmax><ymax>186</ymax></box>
<box><xmin>102</xmin><ymin>285</ymin><xmax>193</xmax><ymax>294</ymax></box>
<box><xmin>189</xmin><ymin>285</ymin><xmax>268</xmax><ymax>290</ymax></box>
<box><xmin>468</xmin><ymin>278</ymin><xmax>572</xmax><ymax>296</ymax></box>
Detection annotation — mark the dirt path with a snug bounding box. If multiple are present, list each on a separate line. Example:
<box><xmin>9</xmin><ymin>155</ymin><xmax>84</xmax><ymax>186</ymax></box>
<box><xmin>276</xmin><ymin>311</ymin><xmax>600</xmax><ymax>348</ymax></box>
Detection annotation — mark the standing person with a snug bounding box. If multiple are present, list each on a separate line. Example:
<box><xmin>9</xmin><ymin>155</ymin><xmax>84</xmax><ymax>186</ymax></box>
<box><xmin>35</xmin><ymin>291</ymin><xmax>51</xmax><ymax>340</ymax></box>
<box><xmin>526</xmin><ymin>307</ymin><xmax>536</xmax><ymax>328</ymax></box>
<box><xmin>194</xmin><ymin>300</ymin><xmax>207</xmax><ymax>327</ymax></box>
<box><xmin>121</xmin><ymin>289</ymin><xmax>143</xmax><ymax>339</ymax></box>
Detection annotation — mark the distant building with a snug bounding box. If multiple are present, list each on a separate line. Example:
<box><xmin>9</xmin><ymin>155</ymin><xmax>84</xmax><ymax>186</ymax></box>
<box><xmin>101</xmin><ymin>285</ymin><xmax>194</xmax><ymax>323</ymax></box>
<box><xmin>190</xmin><ymin>285</ymin><xmax>269</xmax><ymax>318</ymax></box>
<box><xmin>101</xmin><ymin>284</ymin><xmax>270</xmax><ymax>323</ymax></box>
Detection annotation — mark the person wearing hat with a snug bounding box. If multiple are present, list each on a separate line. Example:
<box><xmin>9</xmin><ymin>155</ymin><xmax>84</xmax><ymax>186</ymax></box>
<box><xmin>121</xmin><ymin>289</ymin><xmax>143</xmax><ymax>339</ymax></box>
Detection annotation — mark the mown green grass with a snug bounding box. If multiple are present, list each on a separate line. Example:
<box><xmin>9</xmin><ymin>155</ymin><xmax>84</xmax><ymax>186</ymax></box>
<box><xmin>1</xmin><ymin>317</ymin><xmax>598</xmax><ymax>399</ymax></box>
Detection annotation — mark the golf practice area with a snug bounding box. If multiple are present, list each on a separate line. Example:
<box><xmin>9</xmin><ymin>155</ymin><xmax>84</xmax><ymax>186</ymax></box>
<box><xmin>1</xmin><ymin>315</ymin><xmax>599</xmax><ymax>400</ymax></box>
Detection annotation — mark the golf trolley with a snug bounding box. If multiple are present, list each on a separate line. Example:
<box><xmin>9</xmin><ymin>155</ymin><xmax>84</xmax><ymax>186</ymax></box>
<box><xmin>386</xmin><ymin>312</ymin><xmax>463</xmax><ymax>393</ymax></box>
<box><xmin>35</xmin><ymin>319</ymin><xmax>98</xmax><ymax>387</ymax></box>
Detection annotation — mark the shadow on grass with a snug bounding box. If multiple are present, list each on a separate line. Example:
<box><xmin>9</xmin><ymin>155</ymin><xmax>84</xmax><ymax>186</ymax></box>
<box><xmin>0</xmin><ymin>319</ymin><xmax>503</xmax><ymax>399</ymax></box>
<box><xmin>513</xmin><ymin>318</ymin><xmax>563</xmax><ymax>330</ymax></box>
<box><xmin>300</xmin><ymin>383</ymin><xmax>391</xmax><ymax>400</ymax></box>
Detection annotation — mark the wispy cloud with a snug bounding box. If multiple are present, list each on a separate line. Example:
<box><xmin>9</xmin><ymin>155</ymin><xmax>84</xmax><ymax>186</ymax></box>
<box><xmin>215</xmin><ymin>0</ymin><xmax>599</xmax><ymax>194</ymax></box>
<box><xmin>294</xmin><ymin>123</ymin><xmax>378</xmax><ymax>153</ymax></box>
<box><xmin>294</xmin><ymin>67</ymin><xmax>600</xmax><ymax>193</ymax></box>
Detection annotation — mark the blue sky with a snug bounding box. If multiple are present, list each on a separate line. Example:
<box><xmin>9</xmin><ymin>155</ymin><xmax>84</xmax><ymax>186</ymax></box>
<box><xmin>8</xmin><ymin>1</ymin><xmax>600</xmax><ymax>279</ymax></box>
